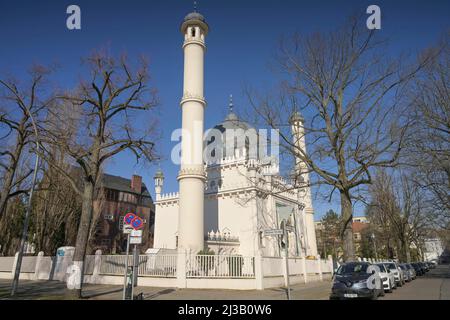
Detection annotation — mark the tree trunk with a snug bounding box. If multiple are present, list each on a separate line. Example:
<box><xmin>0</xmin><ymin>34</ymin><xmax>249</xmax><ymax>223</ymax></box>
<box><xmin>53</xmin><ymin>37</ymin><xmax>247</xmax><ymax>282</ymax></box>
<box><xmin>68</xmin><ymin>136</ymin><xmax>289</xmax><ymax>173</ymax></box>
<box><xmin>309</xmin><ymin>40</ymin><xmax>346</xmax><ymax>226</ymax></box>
<box><xmin>67</xmin><ymin>180</ymin><xmax>94</xmax><ymax>298</ymax></box>
<box><xmin>404</xmin><ymin>235</ymin><xmax>411</xmax><ymax>263</ymax></box>
<box><xmin>340</xmin><ymin>190</ymin><xmax>355</xmax><ymax>262</ymax></box>
<box><xmin>0</xmin><ymin>138</ymin><xmax>25</xmax><ymax>218</ymax></box>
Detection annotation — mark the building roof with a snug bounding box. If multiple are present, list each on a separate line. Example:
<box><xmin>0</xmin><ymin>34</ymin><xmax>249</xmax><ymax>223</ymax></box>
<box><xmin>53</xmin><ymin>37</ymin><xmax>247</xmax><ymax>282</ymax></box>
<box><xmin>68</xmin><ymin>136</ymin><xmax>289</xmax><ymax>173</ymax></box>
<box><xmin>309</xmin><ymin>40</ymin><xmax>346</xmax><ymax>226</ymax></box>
<box><xmin>101</xmin><ymin>173</ymin><xmax>150</xmax><ymax>195</ymax></box>
<box><xmin>352</xmin><ymin>221</ymin><xmax>369</xmax><ymax>233</ymax></box>
<box><xmin>213</xmin><ymin>111</ymin><xmax>254</xmax><ymax>133</ymax></box>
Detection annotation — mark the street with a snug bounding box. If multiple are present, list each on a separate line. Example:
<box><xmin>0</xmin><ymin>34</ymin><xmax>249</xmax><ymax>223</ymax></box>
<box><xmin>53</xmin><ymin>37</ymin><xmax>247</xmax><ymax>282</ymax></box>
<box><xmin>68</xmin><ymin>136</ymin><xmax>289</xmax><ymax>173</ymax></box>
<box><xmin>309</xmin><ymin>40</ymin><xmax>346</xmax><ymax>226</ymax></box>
<box><xmin>380</xmin><ymin>264</ymin><xmax>450</xmax><ymax>300</ymax></box>
<box><xmin>1</xmin><ymin>264</ymin><xmax>449</xmax><ymax>300</ymax></box>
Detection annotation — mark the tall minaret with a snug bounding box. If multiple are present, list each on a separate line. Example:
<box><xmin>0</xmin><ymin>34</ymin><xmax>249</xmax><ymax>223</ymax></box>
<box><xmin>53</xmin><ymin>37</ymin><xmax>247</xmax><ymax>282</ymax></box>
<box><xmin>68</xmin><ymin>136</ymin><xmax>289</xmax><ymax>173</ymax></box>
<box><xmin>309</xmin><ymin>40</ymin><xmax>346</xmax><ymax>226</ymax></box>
<box><xmin>289</xmin><ymin>111</ymin><xmax>318</xmax><ymax>257</ymax></box>
<box><xmin>177</xmin><ymin>8</ymin><xmax>209</xmax><ymax>253</ymax></box>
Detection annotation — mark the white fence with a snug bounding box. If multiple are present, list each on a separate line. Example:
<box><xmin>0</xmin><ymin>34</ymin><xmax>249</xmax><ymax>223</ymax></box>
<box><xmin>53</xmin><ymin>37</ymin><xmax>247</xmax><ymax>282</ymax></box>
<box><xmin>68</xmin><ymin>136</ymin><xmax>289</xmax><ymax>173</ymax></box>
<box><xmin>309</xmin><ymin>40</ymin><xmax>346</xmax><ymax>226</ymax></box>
<box><xmin>0</xmin><ymin>251</ymin><xmax>333</xmax><ymax>290</ymax></box>
<box><xmin>99</xmin><ymin>254</ymin><xmax>177</xmax><ymax>277</ymax></box>
<box><xmin>187</xmin><ymin>255</ymin><xmax>255</xmax><ymax>278</ymax></box>
<box><xmin>0</xmin><ymin>256</ymin><xmax>15</xmax><ymax>272</ymax></box>
<box><xmin>138</xmin><ymin>254</ymin><xmax>177</xmax><ymax>277</ymax></box>
<box><xmin>262</xmin><ymin>257</ymin><xmax>284</xmax><ymax>277</ymax></box>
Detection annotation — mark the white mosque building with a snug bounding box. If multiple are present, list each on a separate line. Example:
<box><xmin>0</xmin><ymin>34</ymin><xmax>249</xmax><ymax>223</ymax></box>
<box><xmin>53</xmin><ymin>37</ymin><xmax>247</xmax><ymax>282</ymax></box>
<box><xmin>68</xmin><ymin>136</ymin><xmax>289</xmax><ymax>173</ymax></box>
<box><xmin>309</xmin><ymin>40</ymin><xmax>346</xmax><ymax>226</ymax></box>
<box><xmin>152</xmin><ymin>9</ymin><xmax>318</xmax><ymax>260</ymax></box>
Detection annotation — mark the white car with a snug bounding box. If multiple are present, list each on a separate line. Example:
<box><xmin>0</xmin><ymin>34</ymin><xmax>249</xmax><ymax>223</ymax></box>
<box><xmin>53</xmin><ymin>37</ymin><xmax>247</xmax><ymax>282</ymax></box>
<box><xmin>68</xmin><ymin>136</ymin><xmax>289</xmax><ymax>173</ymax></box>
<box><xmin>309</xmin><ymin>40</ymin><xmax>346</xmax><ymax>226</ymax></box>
<box><xmin>376</xmin><ymin>263</ymin><xmax>395</xmax><ymax>293</ymax></box>
<box><xmin>384</xmin><ymin>262</ymin><xmax>404</xmax><ymax>287</ymax></box>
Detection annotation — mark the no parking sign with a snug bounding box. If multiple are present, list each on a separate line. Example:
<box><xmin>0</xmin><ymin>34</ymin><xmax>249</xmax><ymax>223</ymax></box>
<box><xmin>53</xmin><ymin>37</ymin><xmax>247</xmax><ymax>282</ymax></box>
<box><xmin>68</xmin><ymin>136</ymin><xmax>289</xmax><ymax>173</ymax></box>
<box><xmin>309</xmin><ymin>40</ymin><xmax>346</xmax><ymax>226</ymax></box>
<box><xmin>123</xmin><ymin>213</ymin><xmax>144</xmax><ymax>230</ymax></box>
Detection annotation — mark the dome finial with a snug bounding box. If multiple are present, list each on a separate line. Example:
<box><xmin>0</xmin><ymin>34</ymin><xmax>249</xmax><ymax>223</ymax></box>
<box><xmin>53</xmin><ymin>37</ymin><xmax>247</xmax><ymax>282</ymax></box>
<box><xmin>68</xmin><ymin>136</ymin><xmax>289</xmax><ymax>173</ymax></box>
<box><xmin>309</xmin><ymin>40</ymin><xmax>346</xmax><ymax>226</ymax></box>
<box><xmin>229</xmin><ymin>94</ymin><xmax>233</xmax><ymax>113</ymax></box>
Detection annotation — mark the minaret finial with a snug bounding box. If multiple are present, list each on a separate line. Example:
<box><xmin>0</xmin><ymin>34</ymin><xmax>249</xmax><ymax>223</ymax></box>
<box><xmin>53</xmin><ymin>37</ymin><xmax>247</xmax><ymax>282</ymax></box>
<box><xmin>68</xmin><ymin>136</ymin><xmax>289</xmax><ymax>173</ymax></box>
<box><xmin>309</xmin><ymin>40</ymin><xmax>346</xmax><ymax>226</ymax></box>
<box><xmin>194</xmin><ymin>1</ymin><xmax>198</xmax><ymax>12</ymax></box>
<box><xmin>229</xmin><ymin>94</ymin><xmax>233</xmax><ymax>113</ymax></box>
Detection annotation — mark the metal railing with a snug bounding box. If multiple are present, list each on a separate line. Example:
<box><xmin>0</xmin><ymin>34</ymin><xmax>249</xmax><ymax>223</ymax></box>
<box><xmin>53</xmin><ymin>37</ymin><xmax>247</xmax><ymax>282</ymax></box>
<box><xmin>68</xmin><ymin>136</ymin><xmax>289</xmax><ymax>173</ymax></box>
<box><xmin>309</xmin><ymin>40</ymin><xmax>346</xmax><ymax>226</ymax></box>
<box><xmin>138</xmin><ymin>254</ymin><xmax>177</xmax><ymax>277</ymax></box>
<box><xmin>99</xmin><ymin>254</ymin><xmax>177</xmax><ymax>277</ymax></box>
<box><xmin>186</xmin><ymin>255</ymin><xmax>255</xmax><ymax>278</ymax></box>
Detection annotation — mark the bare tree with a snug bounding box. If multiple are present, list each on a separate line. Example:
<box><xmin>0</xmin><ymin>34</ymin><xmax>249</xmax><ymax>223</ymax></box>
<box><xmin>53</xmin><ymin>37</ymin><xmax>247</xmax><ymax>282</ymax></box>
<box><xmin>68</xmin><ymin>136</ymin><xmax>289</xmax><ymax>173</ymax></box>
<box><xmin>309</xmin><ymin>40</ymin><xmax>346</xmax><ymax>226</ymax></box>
<box><xmin>0</xmin><ymin>66</ymin><xmax>51</xmax><ymax>219</ymax></box>
<box><xmin>367</xmin><ymin>169</ymin><xmax>436</xmax><ymax>262</ymax></box>
<box><xmin>245</xmin><ymin>17</ymin><xmax>432</xmax><ymax>262</ymax></box>
<box><xmin>40</xmin><ymin>51</ymin><xmax>159</xmax><ymax>297</ymax></box>
<box><xmin>407</xmin><ymin>39</ymin><xmax>450</xmax><ymax>224</ymax></box>
<box><xmin>30</xmin><ymin>147</ymin><xmax>82</xmax><ymax>255</ymax></box>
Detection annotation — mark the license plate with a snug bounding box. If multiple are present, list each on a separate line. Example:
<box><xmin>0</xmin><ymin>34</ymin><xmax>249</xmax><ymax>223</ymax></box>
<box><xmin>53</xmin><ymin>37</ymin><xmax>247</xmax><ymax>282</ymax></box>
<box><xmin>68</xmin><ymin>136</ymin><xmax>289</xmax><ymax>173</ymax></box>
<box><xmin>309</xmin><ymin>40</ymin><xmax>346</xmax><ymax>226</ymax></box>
<box><xmin>344</xmin><ymin>293</ymin><xmax>358</xmax><ymax>298</ymax></box>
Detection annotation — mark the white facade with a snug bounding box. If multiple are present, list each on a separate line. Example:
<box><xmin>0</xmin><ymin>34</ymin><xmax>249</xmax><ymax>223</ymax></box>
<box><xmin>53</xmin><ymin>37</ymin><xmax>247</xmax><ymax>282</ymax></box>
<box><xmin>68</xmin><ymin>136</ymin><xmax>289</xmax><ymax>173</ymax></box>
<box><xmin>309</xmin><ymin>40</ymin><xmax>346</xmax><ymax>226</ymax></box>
<box><xmin>423</xmin><ymin>238</ymin><xmax>444</xmax><ymax>262</ymax></box>
<box><xmin>153</xmin><ymin>10</ymin><xmax>318</xmax><ymax>259</ymax></box>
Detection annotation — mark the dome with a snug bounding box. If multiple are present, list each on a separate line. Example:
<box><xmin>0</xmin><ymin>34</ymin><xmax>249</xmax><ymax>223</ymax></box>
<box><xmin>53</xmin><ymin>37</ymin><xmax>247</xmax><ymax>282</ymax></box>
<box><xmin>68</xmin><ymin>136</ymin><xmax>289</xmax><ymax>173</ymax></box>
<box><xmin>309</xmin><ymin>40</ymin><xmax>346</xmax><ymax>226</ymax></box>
<box><xmin>205</xmin><ymin>108</ymin><xmax>258</xmax><ymax>161</ymax></box>
<box><xmin>184</xmin><ymin>11</ymin><xmax>205</xmax><ymax>22</ymax></box>
<box><xmin>154</xmin><ymin>169</ymin><xmax>164</xmax><ymax>179</ymax></box>
<box><xmin>289</xmin><ymin>111</ymin><xmax>304</xmax><ymax>124</ymax></box>
<box><xmin>213</xmin><ymin>112</ymin><xmax>254</xmax><ymax>133</ymax></box>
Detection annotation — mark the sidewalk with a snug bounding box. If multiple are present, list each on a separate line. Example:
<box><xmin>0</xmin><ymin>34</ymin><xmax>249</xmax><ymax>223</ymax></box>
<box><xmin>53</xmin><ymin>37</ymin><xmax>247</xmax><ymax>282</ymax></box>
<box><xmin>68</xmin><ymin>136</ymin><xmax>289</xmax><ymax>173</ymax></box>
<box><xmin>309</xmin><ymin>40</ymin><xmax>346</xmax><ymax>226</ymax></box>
<box><xmin>0</xmin><ymin>279</ymin><xmax>332</xmax><ymax>300</ymax></box>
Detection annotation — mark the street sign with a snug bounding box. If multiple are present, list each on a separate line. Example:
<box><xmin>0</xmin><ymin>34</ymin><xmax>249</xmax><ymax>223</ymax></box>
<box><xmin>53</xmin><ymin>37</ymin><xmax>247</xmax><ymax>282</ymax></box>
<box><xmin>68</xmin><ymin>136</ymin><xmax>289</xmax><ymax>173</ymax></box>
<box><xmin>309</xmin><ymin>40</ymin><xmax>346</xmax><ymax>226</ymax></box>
<box><xmin>123</xmin><ymin>224</ymin><xmax>133</xmax><ymax>234</ymax></box>
<box><xmin>123</xmin><ymin>213</ymin><xmax>145</xmax><ymax>230</ymax></box>
<box><xmin>131</xmin><ymin>229</ymin><xmax>143</xmax><ymax>237</ymax></box>
<box><xmin>130</xmin><ymin>236</ymin><xmax>142</xmax><ymax>244</ymax></box>
<box><xmin>285</xmin><ymin>225</ymin><xmax>294</xmax><ymax>232</ymax></box>
<box><xmin>263</xmin><ymin>229</ymin><xmax>283</xmax><ymax>236</ymax></box>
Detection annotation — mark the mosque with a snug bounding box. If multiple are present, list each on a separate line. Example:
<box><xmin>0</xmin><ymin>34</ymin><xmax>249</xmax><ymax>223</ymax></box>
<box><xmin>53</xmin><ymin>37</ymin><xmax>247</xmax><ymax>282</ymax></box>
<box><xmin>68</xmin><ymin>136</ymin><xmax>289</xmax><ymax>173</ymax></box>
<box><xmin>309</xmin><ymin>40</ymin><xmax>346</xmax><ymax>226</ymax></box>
<box><xmin>152</xmin><ymin>8</ymin><xmax>318</xmax><ymax>259</ymax></box>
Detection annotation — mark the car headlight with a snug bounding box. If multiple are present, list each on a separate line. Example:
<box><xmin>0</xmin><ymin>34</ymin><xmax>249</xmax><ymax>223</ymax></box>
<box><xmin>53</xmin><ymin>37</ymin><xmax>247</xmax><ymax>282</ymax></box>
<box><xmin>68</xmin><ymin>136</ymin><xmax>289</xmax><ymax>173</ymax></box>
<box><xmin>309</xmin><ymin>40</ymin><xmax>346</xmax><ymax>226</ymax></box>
<box><xmin>355</xmin><ymin>279</ymin><xmax>368</xmax><ymax>284</ymax></box>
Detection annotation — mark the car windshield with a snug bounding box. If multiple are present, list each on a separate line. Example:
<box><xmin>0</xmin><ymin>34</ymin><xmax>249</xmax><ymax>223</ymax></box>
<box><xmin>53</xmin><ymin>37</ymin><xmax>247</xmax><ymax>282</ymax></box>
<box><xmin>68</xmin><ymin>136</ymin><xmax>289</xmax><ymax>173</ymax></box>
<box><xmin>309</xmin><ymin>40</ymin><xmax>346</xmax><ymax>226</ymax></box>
<box><xmin>336</xmin><ymin>263</ymin><xmax>369</xmax><ymax>275</ymax></box>
<box><xmin>399</xmin><ymin>265</ymin><xmax>406</xmax><ymax>270</ymax></box>
<box><xmin>386</xmin><ymin>263</ymin><xmax>396</xmax><ymax>269</ymax></box>
<box><xmin>376</xmin><ymin>264</ymin><xmax>386</xmax><ymax>272</ymax></box>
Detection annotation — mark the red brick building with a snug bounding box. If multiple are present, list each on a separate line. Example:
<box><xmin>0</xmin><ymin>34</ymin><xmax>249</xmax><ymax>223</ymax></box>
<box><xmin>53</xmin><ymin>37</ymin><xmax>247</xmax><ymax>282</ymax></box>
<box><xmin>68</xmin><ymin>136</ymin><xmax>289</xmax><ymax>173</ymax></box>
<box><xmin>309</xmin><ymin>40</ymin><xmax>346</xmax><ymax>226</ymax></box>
<box><xmin>91</xmin><ymin>174</ymin><xmax>155</xmax><ymax>254</ymax></box>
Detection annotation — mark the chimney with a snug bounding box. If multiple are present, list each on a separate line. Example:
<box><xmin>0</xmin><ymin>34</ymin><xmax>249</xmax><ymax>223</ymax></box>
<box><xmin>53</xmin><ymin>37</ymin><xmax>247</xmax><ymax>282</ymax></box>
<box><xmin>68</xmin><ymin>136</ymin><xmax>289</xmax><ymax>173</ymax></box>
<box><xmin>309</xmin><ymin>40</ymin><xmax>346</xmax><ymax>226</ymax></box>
<box><xmin>131</xmin><ymin>175</ymin><xmax>142</xmax><ymax>194</ymax></box>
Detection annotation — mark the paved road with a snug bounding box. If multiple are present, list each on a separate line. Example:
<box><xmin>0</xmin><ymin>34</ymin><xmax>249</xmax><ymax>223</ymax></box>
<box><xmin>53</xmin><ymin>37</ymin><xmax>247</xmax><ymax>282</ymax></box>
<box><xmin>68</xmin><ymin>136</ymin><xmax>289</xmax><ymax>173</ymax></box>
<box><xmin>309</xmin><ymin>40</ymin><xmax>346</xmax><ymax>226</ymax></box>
<box><xmin>0</xmin><ymin>278</ymin><xmax>332</xmax><ymax>300</ymax></box>
<box><xmin>380</xmin><ymin>264</ymin><xmax>450</xmax><ymax>300</ymax></box>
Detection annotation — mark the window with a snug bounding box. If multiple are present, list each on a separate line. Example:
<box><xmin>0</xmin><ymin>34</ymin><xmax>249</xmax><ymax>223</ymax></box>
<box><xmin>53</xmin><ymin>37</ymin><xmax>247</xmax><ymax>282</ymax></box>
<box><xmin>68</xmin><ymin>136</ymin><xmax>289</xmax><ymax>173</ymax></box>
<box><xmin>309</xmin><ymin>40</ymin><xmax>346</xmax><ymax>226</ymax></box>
<box><xmin>191</xmin><ymin>28</ymin><xmax>196</xmax><ymax>37</ymax></box>
<box><xmin>118</xmin><ymin>215</ymin><xmax>124</xmax><ymax>230</ymax></box>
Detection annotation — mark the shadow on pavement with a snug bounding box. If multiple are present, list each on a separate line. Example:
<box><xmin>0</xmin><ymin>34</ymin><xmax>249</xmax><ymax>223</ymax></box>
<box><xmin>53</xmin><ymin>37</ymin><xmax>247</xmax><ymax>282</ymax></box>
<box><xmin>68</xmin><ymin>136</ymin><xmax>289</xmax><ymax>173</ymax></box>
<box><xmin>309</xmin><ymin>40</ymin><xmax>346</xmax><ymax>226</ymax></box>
<box><xmin>82</xmin><ymin>288</ymin><xmax>123</xmax><ymax>299</ymax></box>
<box><xmin>144</xmin><ymin>288</ymin><xmax>176</xmax><ymax>300</ymax></box>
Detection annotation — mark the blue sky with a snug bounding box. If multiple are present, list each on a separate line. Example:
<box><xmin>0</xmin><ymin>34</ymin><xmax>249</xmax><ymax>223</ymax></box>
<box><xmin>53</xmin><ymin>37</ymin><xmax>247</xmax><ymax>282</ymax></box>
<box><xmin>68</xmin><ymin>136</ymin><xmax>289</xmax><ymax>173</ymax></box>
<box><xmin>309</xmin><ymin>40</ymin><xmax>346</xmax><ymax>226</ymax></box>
<box><xmin>1</xmin><ymin>0</ymin><xmax>448</xmax><ymax>220</ymax></box>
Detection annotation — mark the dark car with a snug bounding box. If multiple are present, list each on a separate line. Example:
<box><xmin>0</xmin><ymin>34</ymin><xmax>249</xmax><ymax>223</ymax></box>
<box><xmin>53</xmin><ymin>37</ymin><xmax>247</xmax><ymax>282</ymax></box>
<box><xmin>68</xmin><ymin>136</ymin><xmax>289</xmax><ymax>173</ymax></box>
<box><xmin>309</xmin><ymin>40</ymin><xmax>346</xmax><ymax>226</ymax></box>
<box><xmin>411</xmin><ymin>262</ymin><xmax>424</xmax><ymax>276</ymax></box>
<box><xmin>419</xmin><ymin>262</ymin><xmax>429</xmax><ymax>272</ymax></box>
<box><xmin>330</xmin><ymin>262</ymin><xmax>384</xmax><ymax>300</ymax></box>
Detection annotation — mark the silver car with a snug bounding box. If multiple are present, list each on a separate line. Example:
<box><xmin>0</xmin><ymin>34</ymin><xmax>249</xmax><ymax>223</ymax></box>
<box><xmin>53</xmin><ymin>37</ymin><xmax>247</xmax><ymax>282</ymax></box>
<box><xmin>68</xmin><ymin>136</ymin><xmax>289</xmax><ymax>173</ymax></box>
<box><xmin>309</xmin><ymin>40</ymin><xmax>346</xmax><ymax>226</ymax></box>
<box><xmin>384</xmin><ymin>262</ymin><xmax>405</xmax><ymax>287</ymax></box>
<box><xmin>404</xmin><ymin>263</ymin><xmax>416</xmax><ymax>279</ymax></box>
<box><xmin>399</xmin><ymin>264</ymin><xmax>411</xmax><ymax>282</ymax></box>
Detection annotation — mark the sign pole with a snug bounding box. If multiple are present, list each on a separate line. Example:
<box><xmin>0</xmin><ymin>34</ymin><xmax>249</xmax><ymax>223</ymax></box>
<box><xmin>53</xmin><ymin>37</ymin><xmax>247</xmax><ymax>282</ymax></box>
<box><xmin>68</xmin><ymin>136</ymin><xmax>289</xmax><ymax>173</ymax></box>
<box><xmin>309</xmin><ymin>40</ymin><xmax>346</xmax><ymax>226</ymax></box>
<box><xmin>282</xmin><ymin>220</ymin><xmax>291</xmax><ymax>300</ymax></box>
<box><xmin>131</xmin><ymin>244</ymin><xmax>138</xmax><ymax>299</ymax></box>
<box><xmin>122</xmin><ymin>233</ymin><xmax>131</xmax><ymax>300</ymax></box>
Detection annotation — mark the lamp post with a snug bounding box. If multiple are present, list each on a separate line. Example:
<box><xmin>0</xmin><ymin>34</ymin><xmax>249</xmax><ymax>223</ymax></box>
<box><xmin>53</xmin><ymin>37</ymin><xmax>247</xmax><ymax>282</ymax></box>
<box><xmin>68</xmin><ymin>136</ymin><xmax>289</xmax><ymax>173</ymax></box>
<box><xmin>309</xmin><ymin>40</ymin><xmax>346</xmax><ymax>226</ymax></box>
<box><xmin>371</xmin><ymin>233</ymin><xmax>379</xmax><ymax>261</ymax></box>
<box><xmin>11</xmin><ymin>108</ymin><xmax>40</xmax><ymax>296</ymax></box>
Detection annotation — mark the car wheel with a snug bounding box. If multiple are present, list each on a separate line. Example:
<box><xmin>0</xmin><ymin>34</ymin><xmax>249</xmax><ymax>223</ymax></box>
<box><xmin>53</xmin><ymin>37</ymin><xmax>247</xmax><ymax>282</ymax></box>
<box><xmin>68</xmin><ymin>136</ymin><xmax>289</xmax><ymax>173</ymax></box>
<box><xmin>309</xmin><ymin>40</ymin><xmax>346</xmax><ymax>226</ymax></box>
<box><xmin>398</xmin><ymin>280</ymin><xmax>403</xmax><ymax>287</ymax></box>
<box><xmin>387</xmin><ymin>281</ymin><xmax>393</xmax><ymax>293</ymax></box>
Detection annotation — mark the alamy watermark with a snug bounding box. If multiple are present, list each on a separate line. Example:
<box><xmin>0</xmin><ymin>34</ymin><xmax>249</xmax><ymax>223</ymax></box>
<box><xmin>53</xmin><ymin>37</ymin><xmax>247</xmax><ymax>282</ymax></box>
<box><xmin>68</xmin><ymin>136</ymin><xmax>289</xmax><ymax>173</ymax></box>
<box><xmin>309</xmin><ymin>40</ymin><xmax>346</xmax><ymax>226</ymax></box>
<box><xmin>170</xmin><ymin>121</ymin><xmax>280</xmax><ymax>166</ymax></box>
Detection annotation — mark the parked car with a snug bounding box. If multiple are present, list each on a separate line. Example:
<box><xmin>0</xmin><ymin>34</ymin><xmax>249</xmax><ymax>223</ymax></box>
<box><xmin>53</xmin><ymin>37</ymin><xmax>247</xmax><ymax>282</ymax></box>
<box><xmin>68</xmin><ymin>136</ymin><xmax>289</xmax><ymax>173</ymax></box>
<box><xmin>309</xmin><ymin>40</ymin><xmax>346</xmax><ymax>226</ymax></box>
<box><xmin>419</xmin><ymin>262</ymin><xmax>429</xmax><ymax>273</ymax></box>
<box><xmin>330</xmin><ymin>262</ymin><xmax>384</xmax><ymax>300</ymax></box>
<box><xmin>384</xmin><ymin>262</ymin><xmax>404</xmax><ymax>287</ymax></box>
<box><xmin>404</xmin><ymin>263</ymin><xmax>416</xmax><ymax>280</ymax></box>
<box><xmin>399</xmin><ymin>264</ymin><xmax>412</xmax><ymax>282</ymax></box>
<box><xmin>427</xmin><ymin>261</ymin><xmax>436</xmax><ymax>269</ymax></box>
<box><xmin>376</xmin><ymin>263</ymin><xmax>395</xmax><ymax>292</ymax></box>
<box><xmin>411</xmin><ymin>262</ymin><xmax>424</xmax><ymax>276</ymax></box>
